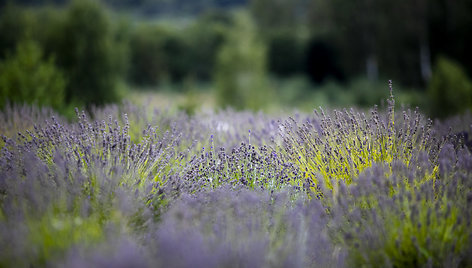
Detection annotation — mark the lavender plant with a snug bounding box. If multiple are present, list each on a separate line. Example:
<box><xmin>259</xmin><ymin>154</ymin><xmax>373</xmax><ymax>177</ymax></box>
<box><xmin>0</xmin><ymin>103</ymin><xmax>59</xmax><ymax>147</ymax></box>
<box><xmin>281</xmin><ymin>81</ymin><xmax>442</xmax><ymax>197</ymax></box>
<box><xmin>135</xmin><ymin>187</ymin><xmax>342</xmax><ymax>268</ymax></box>
<box><xmin>330</xmin><ymin>146</ymin><xmax>472</xmax><ymax>267</ymax></box>
<box><xmin>0</xmin><ymin>83</ymin><xmax>471</xmax><ymax>267</ymax></box>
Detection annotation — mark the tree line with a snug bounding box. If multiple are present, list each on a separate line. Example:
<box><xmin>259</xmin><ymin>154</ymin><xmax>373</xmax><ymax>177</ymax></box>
<box><xmin>1</xmin><ymin>0</ymin><xmax>471</xmax><ymax>117</ymax></box>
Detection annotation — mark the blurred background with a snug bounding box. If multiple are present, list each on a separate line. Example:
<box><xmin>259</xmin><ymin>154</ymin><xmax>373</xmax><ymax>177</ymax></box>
<box><xmin>0</xmin><ymin>0</ymin><xmax>471</xmax><ymax>118</ymax></box>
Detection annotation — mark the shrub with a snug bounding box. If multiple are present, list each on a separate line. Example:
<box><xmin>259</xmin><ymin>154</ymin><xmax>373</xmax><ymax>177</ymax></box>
<box><xmin>0</xmin><ymin>40</ymin><xmax>66</xmax><ymax>109</ymax></box>
<box><xmin>428</xmin><ymin>56</ymin><xmax>472</xmax><ymax>118</ymax></box>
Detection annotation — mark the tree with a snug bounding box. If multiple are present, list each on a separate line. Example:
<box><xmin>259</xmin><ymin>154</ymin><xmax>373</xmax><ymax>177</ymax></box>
<box><xmin>0</xmin><ymin>4</ymin><xmax>34</xmax><ymax>59</ymax></box>
<box><xmin>0</xmin><ymin>40</ymin><xmax>66</xmax><ymax>109</ymax></box>
<box><xmin>215</xmin><ymin>12</ymin><xmax>271</xmax><ymax>110</ymax></box>
<box><xmin>249</xmin><ymin>0</ymin><xmax>299</xmax><ymax>32</ymax></box>
<box><xmin>307</xmin><ymin>0</ymin><xmax>433</xmax><ymax>87</ymax></box>
<box><xmin>429</xmin><ymin>0</ymin><xmax>472</xmax><ymax>78</ymax></box>
<box><xmin>54</xmin><ymin>0</ymin><xmax>123</xmax><ymax>105</ymax></box>
<box><xmin>128</xmin><ymin>25</ymin><xmax>171</xmax><ymax>86</ymax></box>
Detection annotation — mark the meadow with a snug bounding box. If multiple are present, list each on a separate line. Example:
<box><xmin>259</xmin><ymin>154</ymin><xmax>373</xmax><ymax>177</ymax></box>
<box><xmin>1</xmin><ymin>84</ymin><xmax>472</xmax><ymax>268</ymax></box>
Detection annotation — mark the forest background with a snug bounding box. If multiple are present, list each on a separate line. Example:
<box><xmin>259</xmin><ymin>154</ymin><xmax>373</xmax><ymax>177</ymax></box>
<box><xmin>1</xmin><ymin>0</ymin><xmax>471</xmax><ymax>118</ymax></box>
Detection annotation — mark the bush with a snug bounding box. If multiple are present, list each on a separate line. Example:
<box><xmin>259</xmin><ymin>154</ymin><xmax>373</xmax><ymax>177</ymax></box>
<box><xmin>0</xmin><ymin>40</ymin><xmax>66</xmax><ymax>109</ymax></box>
<box><xmin>428</xmin><ymin>56</ymin><xmax>472</xmax><ymax>118</ymax></box>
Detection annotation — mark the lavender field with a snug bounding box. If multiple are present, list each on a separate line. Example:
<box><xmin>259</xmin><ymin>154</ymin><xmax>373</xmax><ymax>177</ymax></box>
<box><xmin>1</xmin><ymin>87</ymin><xmax>472</xmax><ymax>268</ymax></box>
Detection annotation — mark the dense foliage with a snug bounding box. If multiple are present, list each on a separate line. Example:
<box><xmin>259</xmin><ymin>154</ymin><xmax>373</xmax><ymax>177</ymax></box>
<box><xmin>1</xmin><ymin>0</ymin><xmax>472</xmax><ymax>116</ymax></box>
<box><xmin>428</xmin><ymin>57</ymin><xmax>472</xmax><ymax>118</ymax></box>
<box><xmin>1</xmin><ymin>88</ymin><xmax>471</xmax><ymax>267</ymax></box>
<box><xmin>52</xmin><ymin>0</ymin><xmax>125</xmax><ymax>105</ymax></box>
<box><xmin>215</xmin><ymin>12</ymin><xmax>270</xmax><ymax>110</ymax></box>
<box><xmin>0</xmin><ymin>40</ymin><xmax>66</xmax><ymax>109</ymax></box>
<box><xmin>0</xmin><ymin>1</ymin><xmax>126</xmax><ymax>108</ymax></box>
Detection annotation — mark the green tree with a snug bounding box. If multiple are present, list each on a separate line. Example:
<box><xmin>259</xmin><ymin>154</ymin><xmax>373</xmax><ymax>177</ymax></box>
<box><xmin>129</xmin><ymin>24</ymin><xmax>197</xmax><ymax>86</ymax></box>
<box><xmin>249</xmin><ymin>0</ymin><xmax>299</xmax><ymax>32</ymax></box>
<box><xmin>128</xmin><ymin>25</ymin><xmax>172</xmax><ymax>86</ymax></box>
<box><xmin>0</xmin><ymin>40</ymin><xmax>66</xmax><ymax>109</ymax></box>
<box><xmin>0</xmin><ymin>4</ymin><xmax>35</xmax><ymax>59</ymax></box>
<box><xmin>266</xmin><ymin>30</ymin><xmax>305</xmax><ymax>77</ymax></box>
<box><xmin>215</xmin><ymin>12</ymin><xmax>271</xmax><ymax>111</ymax></box>
<box><xmin>429</xmin><ymin>0</ymin><xmax>472</xmax><ymax>77</ymax></box>
<box><xmin>182</xmin><ymin>14</ymin><xmax>228</xmax><ymax>81</ymax></box>
<box><xmin>306</xmin><ymin>0</ymin><xmax>433</xmax><ymax>87</ymax></box>
<box><xmin>54</xmin><ymin>0</ymin><xmax>123</xmax><ymax>106</ymax></box>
